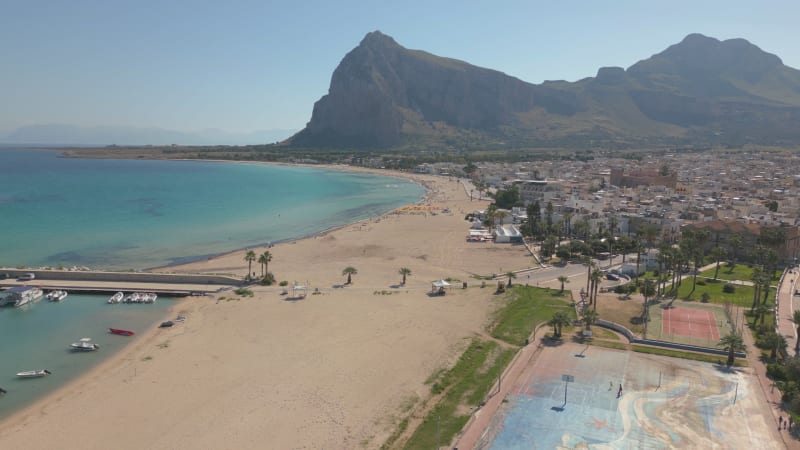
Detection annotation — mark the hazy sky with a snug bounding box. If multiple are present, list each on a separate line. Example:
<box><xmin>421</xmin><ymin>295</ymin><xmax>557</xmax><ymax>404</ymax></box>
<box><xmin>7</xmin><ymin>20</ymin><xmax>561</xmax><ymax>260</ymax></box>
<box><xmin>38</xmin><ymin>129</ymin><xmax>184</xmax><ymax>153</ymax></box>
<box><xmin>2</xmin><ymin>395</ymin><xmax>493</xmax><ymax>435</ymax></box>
<box><xmin>2</xmin><ymin>0</ymin><xmax>798</xmax><ymax>134</ymax></box>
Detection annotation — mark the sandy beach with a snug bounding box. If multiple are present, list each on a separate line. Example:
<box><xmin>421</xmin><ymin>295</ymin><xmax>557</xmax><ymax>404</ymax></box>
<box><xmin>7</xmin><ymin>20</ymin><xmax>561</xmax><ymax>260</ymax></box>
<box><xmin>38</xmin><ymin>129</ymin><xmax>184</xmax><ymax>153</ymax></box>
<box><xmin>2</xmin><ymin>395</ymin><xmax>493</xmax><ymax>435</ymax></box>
<box><xmin>0</xmin><ymin>169</ymin><xmax>535</xmax><ymax>449</ymax></box>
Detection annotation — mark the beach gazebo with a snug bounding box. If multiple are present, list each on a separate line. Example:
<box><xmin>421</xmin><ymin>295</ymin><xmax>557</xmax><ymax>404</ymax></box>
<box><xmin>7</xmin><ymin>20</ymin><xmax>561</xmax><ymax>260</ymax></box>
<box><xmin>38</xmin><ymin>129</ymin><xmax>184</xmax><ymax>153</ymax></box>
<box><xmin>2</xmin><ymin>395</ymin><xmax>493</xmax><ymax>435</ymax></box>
<box><xmin>292</xmin><ymin>283</ymin><xmax>307</xmax><ymax>299</ymax></box>
<box><xmin>431</xmin><ymin>279</ymin><xmax>451</xmax><ymax>296</ymax></box>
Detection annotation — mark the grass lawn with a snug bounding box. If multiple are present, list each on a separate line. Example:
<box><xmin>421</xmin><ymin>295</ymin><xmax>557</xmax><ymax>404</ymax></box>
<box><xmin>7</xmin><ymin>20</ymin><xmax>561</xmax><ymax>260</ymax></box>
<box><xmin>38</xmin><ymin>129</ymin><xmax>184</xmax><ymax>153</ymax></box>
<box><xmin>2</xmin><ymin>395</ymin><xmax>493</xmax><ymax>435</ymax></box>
<box><xmin>699</xmin><ymin>263</ymin><xmax>780</xmax><ymax>285</ymax></box>
<box><xmin>673</xmin><ymin>277</ymin><xmax>762</xmax><ymax>307</ymax></box>
<box><xmin>489</xmin><ymin>286</ymin><xmax>576</xmax><ymax>346</ymax></box>
<box><xmin>398</xmin><ymin>286</ymin><xmax>574</xmax><ymax>449</ymax></box>
<box><xmin>402</xmin><ymin>340</ymin><xmax>516</xmax><ymax>450</ymax></box>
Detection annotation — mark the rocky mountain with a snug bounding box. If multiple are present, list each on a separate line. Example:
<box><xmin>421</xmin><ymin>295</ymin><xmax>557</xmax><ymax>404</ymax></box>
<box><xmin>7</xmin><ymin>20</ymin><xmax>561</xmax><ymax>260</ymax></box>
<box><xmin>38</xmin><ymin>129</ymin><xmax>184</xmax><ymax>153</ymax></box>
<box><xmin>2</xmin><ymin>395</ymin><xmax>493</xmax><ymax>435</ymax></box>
<box><xmin>290</xmin><ymin>31</ymin><xmax>800</xmax><ymax>149</ymax></box>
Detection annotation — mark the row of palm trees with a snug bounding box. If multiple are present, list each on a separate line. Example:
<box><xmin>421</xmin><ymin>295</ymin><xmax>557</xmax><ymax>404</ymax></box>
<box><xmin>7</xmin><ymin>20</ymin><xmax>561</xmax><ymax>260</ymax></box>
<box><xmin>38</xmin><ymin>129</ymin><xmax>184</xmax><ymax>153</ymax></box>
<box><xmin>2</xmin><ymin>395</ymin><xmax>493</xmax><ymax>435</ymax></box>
<box><xmin>244</xmin><ymin>250</ymin><xmax>273</xmax><ymax>280</ymax></box>
<box><xmin>244</xmin><ymin>252</ymin><xmax>414</xmax><ymax>287</ymax></box>
<box><xmin>547</xmin><ymin>306</ymin><xmax>599</xmax><ymax>339</ymax></box>
<box><xmin>341</xmin><ymin>267</ymin><xmax>413</xmax><ymax>286</ymax></box>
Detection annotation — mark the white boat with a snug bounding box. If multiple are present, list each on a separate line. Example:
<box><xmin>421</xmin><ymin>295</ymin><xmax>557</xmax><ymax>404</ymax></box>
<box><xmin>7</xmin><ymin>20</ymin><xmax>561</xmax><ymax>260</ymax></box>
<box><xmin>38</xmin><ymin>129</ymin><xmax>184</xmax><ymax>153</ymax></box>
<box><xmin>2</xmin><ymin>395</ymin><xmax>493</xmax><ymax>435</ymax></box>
<box><xmin>47</xmin><ymin>290</ymin><xmax>67</xmax><ymax>302</ymax></box>
<box><xmin>107</xmin><ymin>292</ymin><xmax>124</xmax><ymax>304</ymax></box>
<box><xmin>16</xmin><ymin>369</ymin><xmax>51</xmax><ymax>378</ymax></box>
<box><xmin>144</xmin><ymin>293</ymin><xmax>157</xmax><ymax>303</ymax></box>
<box><xmin>1</xmin><ymin>287</ymin><xmax>44</xmax><ymax>307</ymax></box>
<box><xmin>70</xmin><ymin>338</ymin><xmax>99</xmax><ymax>352</ymax></box>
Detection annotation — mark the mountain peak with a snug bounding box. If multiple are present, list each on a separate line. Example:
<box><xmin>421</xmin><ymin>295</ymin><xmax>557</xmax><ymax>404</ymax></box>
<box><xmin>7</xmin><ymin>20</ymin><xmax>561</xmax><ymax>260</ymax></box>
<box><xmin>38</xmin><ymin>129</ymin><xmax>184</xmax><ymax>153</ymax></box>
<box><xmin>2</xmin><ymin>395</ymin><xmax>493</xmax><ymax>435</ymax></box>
<box><xmin>291</xmin><ymin>33</ymin><xmax>800</xmax><ymax>149</ymax></box>
<box><xmin>359</xmin><ymin>30</ymin><xmax>400</xmax><ymax>49</ymax></box>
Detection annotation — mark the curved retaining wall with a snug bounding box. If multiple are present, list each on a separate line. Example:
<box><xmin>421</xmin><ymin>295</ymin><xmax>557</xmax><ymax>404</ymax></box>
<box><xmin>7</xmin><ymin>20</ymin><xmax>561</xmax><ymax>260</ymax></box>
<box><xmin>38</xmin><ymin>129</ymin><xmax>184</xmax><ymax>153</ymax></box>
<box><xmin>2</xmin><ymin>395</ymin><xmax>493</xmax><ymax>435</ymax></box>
<box><xmin>0</xmin><ymin>268</ymin><xmax>240</xmax><ymax>286</ymax></box>
<box><xmin>596</xmin><ymin>319</ymin><xmax>745</xmax><ymax>358</ymax></box>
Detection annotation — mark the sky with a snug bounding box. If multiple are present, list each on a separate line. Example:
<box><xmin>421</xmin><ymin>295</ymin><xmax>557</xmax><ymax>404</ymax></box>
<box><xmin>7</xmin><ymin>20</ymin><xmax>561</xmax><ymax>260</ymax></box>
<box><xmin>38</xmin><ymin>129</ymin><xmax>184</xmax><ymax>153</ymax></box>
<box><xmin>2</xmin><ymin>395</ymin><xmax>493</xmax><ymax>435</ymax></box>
<box><xmin>1</xmin><ymin>0</ymin><xmax>798</xmax><ymax>135</ymax></box>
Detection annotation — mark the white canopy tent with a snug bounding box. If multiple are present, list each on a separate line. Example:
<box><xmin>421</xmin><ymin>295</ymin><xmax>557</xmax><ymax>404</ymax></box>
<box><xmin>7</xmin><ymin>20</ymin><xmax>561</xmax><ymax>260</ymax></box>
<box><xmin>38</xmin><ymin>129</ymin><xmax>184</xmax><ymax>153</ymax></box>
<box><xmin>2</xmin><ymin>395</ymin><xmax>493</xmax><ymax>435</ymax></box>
<box><xmin>431</xmin><ymin>279</ymin><xmax>451</xmax><ymax>295</ymax></box>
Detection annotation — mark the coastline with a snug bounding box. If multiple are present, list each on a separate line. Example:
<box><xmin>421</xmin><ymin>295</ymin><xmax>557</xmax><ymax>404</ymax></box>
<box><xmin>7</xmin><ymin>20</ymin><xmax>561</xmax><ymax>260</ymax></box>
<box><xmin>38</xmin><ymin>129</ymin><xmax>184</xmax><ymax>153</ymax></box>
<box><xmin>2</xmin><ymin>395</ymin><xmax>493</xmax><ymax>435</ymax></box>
<box><xmin>146</xmin><ymin>161</ymin><xmax>432</xmax><ymax>272</ymax></box>
<box><xmin>0</xmin><ymin>164</ymin><xmax>530</xmax><ymax>449</ymax></box>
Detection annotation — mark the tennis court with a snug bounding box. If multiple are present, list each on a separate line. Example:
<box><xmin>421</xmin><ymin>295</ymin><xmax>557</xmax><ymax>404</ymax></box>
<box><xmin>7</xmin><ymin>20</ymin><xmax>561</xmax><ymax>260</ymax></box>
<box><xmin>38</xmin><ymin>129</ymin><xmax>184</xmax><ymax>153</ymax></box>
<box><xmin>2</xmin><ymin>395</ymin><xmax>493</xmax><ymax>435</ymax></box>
<box><xmin>645</xmin><ymin>300</ymin><xmax>732</xmax><ymax>347</ymax></box>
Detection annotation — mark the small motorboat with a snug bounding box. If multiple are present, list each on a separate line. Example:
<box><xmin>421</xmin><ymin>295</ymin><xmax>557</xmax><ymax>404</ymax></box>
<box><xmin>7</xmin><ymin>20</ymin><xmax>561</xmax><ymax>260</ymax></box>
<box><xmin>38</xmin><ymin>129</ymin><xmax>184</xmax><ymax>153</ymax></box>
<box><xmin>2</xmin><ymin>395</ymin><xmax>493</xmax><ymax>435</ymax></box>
<box><xmin>159</xmin><ymin>321</ymin><xmax>174</xmax><ymax>328</ymax></box>
<box><xmin>108</xmin><ymin>292</ymin><xmax>124</xmax><ymax>304</ymax></box>
<box><xmin>109</xmin><ymin>328</ymin><xmax>135</xmax><ymax>336</ymax></box>
<box><xmin>70</xmin><ymin>338</ymin><xmax>100</xmax><ymax>352</ymax></box>
<box><xmin>47</xmin><ymin>290</ymin><xmax>67</xmax><ymax>302</ymax></box>
<box><xmin>16</xmin><ymin>369</ymin><xmax>51</xmax><ymax>378</ymax></box>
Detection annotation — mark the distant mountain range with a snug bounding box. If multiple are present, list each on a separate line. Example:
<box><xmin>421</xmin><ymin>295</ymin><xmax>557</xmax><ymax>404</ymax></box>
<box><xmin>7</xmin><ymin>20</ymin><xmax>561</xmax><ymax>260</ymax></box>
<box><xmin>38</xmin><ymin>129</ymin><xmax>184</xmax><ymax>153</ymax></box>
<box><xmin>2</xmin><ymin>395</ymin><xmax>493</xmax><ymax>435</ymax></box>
<box><xmin>290</xmin><ymin>31</ymin><xmax>800</xmax><ymax>149</ymax></box>
<box><xmin>1</xmin><ymin>124</ymin><xmax>296</xmax><ymax>146</ymax></box>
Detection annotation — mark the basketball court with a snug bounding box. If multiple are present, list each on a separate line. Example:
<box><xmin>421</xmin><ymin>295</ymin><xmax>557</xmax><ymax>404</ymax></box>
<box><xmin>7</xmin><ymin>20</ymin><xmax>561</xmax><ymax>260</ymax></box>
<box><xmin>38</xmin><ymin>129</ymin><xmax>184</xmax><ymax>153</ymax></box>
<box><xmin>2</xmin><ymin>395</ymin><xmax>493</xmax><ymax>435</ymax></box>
<box><xmin>474</xmin><ymin>342</ymin><xmax>780</xmax><ymax>449</ymax></box>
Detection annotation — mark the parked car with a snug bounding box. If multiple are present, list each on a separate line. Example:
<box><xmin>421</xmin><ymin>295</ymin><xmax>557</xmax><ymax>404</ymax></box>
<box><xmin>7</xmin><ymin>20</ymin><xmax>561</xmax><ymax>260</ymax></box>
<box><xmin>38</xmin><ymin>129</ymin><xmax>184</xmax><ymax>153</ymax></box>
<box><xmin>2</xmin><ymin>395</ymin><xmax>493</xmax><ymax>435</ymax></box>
<box><xmin>17</xmin><ymin>273</ymin><xmax>35</xmax><ymax>281</ymax></box>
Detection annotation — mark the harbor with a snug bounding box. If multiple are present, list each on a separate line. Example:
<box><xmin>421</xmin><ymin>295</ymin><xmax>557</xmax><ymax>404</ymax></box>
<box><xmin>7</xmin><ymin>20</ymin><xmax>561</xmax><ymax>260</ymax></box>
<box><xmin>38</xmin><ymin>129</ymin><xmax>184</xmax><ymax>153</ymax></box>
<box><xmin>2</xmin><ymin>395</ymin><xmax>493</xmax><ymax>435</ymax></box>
<box><xmin>0</xmin><ymin>268</ymin><xmax>242</xmax><ymax>300</ymax></box>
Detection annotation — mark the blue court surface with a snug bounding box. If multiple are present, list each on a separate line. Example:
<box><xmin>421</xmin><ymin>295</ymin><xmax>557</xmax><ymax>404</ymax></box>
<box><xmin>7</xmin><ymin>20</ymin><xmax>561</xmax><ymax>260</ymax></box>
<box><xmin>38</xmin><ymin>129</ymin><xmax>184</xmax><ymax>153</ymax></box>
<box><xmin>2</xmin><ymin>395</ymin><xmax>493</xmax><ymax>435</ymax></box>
<box><xmin>477</xmin><ymin>342</ymin><xmax>779</xmax><ymax>449</ymax></box>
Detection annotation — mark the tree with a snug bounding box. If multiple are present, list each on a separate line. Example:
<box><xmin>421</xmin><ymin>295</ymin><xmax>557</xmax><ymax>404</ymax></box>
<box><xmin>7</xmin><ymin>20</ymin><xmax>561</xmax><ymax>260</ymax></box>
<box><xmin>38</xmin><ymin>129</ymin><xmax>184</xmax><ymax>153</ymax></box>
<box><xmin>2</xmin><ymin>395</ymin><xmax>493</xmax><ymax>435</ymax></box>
<box><xmin>581</xmin><ymin>307</ymin><xmax>599</xmax><ymax>331</ymax></box>
<box><xmin>591</xmin><ymin>268</ymin><xmax>603</xmax><ymax>310</ymax></box>
<box><xmin>762</xmin><ymin>332</ymin><xmax>788</xmax><ymax>360</ymax></box>
<box><xmin>258</xmin><ymin>251</ymin><xmax>272</xmax><ymax>277</ymax></box>
<box><xmin>753</xmin><ymin>303</ymin><xmax>771</xmax><ymax>326</ymax></box>
<box><xmin>718</xmin><ymin>332</ymin><xmax>745</xmax><ymax>367</ymax></box>
<box><xmin>711</xmin><ymin>246</ymin><xmax>726</xmax><ymax>280</ymax></box>
<box><xmin>791</xmin><ymin>310</ymin><xmax>800</xmax><ymax>355</ymax></box>
<box><xmin>399</xmin><ymin>267</ymin><xmax>412</xmax><ymax>286</ymax></box>
<box><xmin>557</xmin><ymin>275</ymin><xmax>570</xmax><ymax>293</ymax></box>
<box><xmin>506</xmin><ymin>271</ymin><xmax>516</xmax><ymax>287</ymax></box>
<box><xmin>342</xmin><ymin>266</ymin><xmax>358</xmax><ymax>285</ymax></box>
<box><xmin>728</xmin><ymin>233</ymin><xmax>742</xmax><ymax>266</ymax></box>
<box><xmin>492</xmin><ymin>187</ymin><xmax>519</xmax><ymax>209</ymax></box>
<box><xmin>640</xmin><ymin>279</ymin><xmax>656</xmax><ymax>334</ymax></box>
<box><xmin>244</xmin><ymin>250</ymin><xmax>256</xmax><ymax>280</ymax></box>
<box><xmin>548</xmin><ymin>311</ymin><xmax>572</xmax><ymax>338</ymax></box>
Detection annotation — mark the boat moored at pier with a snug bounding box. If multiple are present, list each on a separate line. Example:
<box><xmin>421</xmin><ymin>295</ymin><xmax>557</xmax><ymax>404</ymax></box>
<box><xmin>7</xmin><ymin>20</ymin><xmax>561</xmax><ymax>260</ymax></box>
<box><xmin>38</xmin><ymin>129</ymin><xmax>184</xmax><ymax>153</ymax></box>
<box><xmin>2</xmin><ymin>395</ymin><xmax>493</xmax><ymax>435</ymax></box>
<box><xmin>0</xmin><ymin>286</ymin><xmax>44</xmax><ymax>307</ymax></box>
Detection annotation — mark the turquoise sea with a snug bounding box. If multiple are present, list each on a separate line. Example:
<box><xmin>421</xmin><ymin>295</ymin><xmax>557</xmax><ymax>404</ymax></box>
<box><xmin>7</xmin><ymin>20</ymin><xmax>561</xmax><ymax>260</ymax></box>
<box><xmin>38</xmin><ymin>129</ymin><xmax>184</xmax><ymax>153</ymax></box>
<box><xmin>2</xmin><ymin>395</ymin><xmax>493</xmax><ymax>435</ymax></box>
<box><xmin>0</xmin><ymin>148</ymin><xmax>425</xmax><ymax>420</ymax></box>
<box><xmin>0</xmin><ymin>149</ymin><xmax>424</xmax><ymax>269</ymax></box>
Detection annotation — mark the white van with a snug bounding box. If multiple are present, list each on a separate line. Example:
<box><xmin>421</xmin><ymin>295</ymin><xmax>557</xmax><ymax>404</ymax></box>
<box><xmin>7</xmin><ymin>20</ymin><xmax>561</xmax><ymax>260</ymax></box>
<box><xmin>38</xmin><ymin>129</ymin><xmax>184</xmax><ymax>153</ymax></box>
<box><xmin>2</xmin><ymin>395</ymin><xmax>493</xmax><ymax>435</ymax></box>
<box><xmin>17</xmin><ymin>273</ymin><xmax>35</xmax><ymax>281</ymax></box>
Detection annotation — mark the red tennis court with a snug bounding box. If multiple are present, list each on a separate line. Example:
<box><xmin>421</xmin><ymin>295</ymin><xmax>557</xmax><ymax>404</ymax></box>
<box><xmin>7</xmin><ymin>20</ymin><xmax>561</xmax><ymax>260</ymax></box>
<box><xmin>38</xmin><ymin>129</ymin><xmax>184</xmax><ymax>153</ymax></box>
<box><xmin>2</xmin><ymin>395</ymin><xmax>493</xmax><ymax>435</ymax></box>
<box><xmin>661</xmin><ymin>306</ymin><xmax>720</xmax><ymax>341</ymax></box>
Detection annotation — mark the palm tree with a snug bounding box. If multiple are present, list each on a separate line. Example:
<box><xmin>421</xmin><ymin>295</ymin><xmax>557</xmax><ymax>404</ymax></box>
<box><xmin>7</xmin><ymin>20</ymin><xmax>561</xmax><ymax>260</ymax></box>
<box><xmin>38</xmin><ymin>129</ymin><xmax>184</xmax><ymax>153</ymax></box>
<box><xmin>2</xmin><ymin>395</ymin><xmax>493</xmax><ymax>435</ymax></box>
<box><xmin>505</xmin><ymin>271</ymin><xmax>516</xmax><ymax>287</ymax></box>
<box><xmin>591</xmin><ymin>268</ymin><xmax>603</xmax><ymax>310</ymax></box>
<box><xmin>711</xmin><ymin>246</ymin><xmax>726</xmax><ymax>280</ymax></box>
<box><xmin>557</xmin><ymin>275</ymin><xmax>569</xmax><ymax>293</ymax></box>
<box><xmin>244</xmin><ymin>250</ymin><xmax>256</xmax><ymax>280</ymax></box>
<box><xmin>753</xmin><ymin>303</ymin><xmax>771</xmax><ymax>326</ymax></box>
<box><xmin>342</xmin><ymin>266</ymin><xmax>358</xmax><ymax>285</ymax></box>
<box><xmin>728</xmin><ymin>233</ymin><xmax>742</xmax><ymax>268</ymax></box>
<box><xmin>791</xmin><ymin>310</ymin><xmax>800</xmax><ymax>355</ymax></box>
<box><xmin>640</xmin><ymin>279</ymin><xmax>656</xmax><ymax>335</ymax></box>
<box><xmin>750</xmin><ymin>266</ymin><xmax>764</xmax><ymax>311</ymax></box>
<box><xmin>398</xmin><ymin>267</ymin><xmax>411</xmax><ymax>286</ymax></box>
<box><xmin>258</xmin><ymin>251</ymin><xmax>272</xmax><ymax>278</ymax></box>
<box><xmin>762</xmin><ymin>332</ymin><xmax>788</xmax><ymax>360</ymax></box>
<box><xmin>549</xmin><ymin>311</ymin><xmax>572</xmax><ymax>338</ymax></box>
<box><xmin>717</xmin><ymin>332</ymin><xmax>745</xmax><ymax>367</ymax></box>
<box><xmin>581</xmin><ymin>308</ymin><xmax>599</xmax><ymax>331</ymax></box>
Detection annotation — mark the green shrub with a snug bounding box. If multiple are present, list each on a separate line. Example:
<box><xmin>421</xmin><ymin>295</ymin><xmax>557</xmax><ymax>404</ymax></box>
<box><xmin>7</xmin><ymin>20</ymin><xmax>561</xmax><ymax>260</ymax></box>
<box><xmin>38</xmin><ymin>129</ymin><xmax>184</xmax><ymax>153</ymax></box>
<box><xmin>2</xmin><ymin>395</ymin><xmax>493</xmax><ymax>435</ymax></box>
<box><xmin>723</xmin><ymin>283</ymin><xmax>736</xmax><ymax>293</ymax></box>
<box><xmin>768</xmin><ymin>363</ymin><xmax>788</xmax><ymax>381</ymax></box>
<box><xmin>696</xmin><ymin>279</ymin><xmax>706</xmax><ymax>286</ymax></box>
<box><xmin>234</xmin><ymin>287</ymin><xmax>254</xmax><ymax>297</ymax></box>
<box><xmin>279</xmin><ymin>280</ymin><xmax>288</xmax><ymax>286</ymax></box>
<box><xmin>261</xmin><ymin>272</ymin><xmax>276</xmax><ymax>286</ymax></box>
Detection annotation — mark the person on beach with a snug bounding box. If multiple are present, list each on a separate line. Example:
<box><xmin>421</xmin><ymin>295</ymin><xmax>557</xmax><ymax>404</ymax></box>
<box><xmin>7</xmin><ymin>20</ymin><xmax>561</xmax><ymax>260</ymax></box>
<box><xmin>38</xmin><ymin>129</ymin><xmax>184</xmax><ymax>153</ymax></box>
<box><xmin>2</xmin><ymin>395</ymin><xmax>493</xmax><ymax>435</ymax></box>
<box><xmin>609</xmin><ymin>381</ymin><xmax>613</xmax><ymax>391</ymax></box>
<box><xmin>617</xmin><ymin>384</ymin><xmax>623</xmax><ymax>398</ymax></box>
<box><xmin>780</xmin><ymin>416</ymin><xmax>784</xmax><ymax>430</ymax></box>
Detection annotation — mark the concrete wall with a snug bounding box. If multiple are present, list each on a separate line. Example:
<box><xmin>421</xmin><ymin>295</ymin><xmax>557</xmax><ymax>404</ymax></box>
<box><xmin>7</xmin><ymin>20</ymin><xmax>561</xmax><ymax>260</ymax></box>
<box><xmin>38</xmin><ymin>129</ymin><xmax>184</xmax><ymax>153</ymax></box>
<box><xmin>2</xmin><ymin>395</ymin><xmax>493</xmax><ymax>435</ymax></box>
<box><xmin>0</xmin><ymin>269</ymin><xmax>240</xmax><ymax>286</ymax></box>
<box><xmin>595</xmin><ymin>319</ymin><xmax>745</xmax><ymax>358</ymax></box>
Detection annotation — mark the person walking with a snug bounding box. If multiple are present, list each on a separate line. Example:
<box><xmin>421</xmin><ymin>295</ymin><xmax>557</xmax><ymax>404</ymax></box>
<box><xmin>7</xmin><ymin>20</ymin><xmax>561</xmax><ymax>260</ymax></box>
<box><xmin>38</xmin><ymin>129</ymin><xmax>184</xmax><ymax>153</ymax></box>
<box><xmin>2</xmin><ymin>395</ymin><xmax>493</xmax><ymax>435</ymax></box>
<box><xmin>780</xmin><ymin>416</ymin><xmax>784</xmax><ymax>430</ymax></box>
